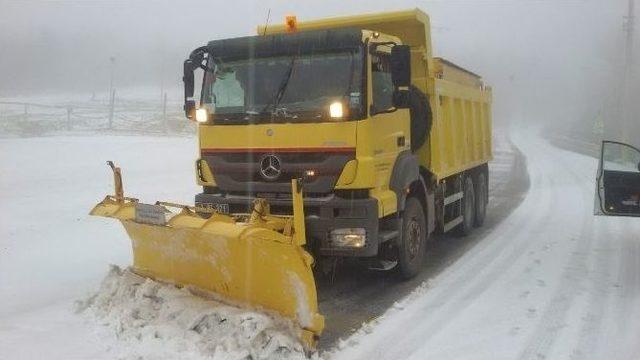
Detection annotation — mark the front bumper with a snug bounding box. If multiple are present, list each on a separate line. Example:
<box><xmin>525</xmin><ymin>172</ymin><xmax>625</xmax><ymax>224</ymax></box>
<box><xmin>195</xmin><ymin>192</ymin><xmax>379</xmax><ymax>257</ymax></box>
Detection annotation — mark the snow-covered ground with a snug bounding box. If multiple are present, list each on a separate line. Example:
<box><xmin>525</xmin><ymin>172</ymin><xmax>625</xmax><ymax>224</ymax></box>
<box><xmin>2</xmin><ymin>127</ymin><xmax>638</xmax><ymax>359</ymax></box>
<box><xmin>0</xmin><ymin>135</ymin><xmax>198</xmax><ymax>316</ymax></box>
<box><xmin>332</xmin><ymin>128</ymin><xmax>640</xmax><ymax>360</ymax></box>
<box><xmin>0</xmin><ymin>134</ymin><xmax>308</xmax><ymax>359</ymax></box>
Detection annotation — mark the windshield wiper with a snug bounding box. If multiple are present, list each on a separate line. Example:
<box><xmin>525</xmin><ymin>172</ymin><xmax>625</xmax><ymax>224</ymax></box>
<box><xmin>261</xmin><ymin>56</ymin><xmax>297</xmax><ymax>117</ymax></box>
<box><xmin>344</xmin><ymin>51</ymin><xmax>356</xmax><ymax>98</ymax></box>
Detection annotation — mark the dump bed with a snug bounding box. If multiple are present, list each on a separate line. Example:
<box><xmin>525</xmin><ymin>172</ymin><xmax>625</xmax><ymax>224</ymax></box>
<box><xmin>433</xmin><ymin>57</ymin><xmax>483</xmax><ymax>88</ymax></box>
<box><xmin>259</xmin><ymin>9</ymin><xmax>492</xmax><ymax>181</ymax></box>
<box><xmin>428</xmin><ymin>58</ymin><xmax>492</xmax><ymax>180</ymax></box>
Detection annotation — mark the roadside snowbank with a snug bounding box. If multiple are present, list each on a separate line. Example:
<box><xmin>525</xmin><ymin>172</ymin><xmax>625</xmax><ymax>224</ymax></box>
<box><xmin>77</xmin><ymin>265</ymin><xmax>307</xmax><ymax>360</ymax></box>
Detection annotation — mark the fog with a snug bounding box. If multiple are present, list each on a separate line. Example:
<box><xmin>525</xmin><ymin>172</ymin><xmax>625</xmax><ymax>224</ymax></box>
<box><xmin>0</xmin><ymin>0</ymin><xmax>637</xmax><ymax>139</ymax></box>
<box><xmin>3</xmin><ymin>3</ymin><xmax>640</xmax><ymax>357</ymax></box>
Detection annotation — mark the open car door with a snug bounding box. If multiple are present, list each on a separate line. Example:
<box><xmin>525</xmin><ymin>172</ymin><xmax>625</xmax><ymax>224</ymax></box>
<box><xmin>595</xmin><ymin>141</ymin><xmax>640</xmax><ymax>217</ymax></box>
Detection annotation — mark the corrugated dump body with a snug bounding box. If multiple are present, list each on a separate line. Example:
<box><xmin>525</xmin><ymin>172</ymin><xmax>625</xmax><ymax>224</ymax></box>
<box><xmin>427</xmin><ymin>58</ymin><xmax>493</xmax><ymax>180</ymax></box>
<box><xmin>259</xmin><ymin>8</ymin><xmax>493</xmax><ymax>181</ymax></box>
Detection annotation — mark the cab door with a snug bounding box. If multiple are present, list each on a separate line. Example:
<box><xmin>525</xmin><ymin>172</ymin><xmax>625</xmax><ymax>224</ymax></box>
<box><xmin>368</xmin><ymin>46</ymin><xmax>411</xmax><ymax>216</ymax></box>
<box><xmin>595</xmin><ymin>141</ymin><xmax>640</xmax><ymax>216</ymax></box>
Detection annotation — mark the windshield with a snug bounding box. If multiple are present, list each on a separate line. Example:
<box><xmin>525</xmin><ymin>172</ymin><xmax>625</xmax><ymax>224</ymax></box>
<box><xmin>201</xmin><ymin>49</ymin><xmax>364</xmax><ymax>123</ymax></box>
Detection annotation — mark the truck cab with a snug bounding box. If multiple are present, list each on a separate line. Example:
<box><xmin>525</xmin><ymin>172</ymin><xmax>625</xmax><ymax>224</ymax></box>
<box><xmin>190</xmin><ymin>28</ymin><xmax>410</xmax><ymax>259</ymax></box>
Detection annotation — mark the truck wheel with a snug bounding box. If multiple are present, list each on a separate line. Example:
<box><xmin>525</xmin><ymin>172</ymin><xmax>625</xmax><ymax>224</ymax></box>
<box><xmin>474</xmin><ymin>172</ymin><xmax>487</xmax><ymax>227</ymax></box>
<box><xmin>398</xmin><ymin>197</ymin><xmax>426</xmax><ymax>279</ymax></box>
<box><xmin>457</xmin><ymin>177</ymin><xmax>475</xmax><ymax>236</ymax></box>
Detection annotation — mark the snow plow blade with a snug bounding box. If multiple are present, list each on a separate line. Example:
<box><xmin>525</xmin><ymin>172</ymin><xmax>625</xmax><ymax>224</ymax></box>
<box><xmin>90</xmin><ymin>162</ymin><xmax>324</xmax><ymax>348</ymax></box>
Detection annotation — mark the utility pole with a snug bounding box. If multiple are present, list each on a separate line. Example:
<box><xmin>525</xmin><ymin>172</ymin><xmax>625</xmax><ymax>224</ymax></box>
<box><xmin>621</xmin><ymin>0</ymin><xmax>635</xmax><ymax>142</ymax></box>
<box><xmin>108</xmin><ymin>89</ymin><xmax>116</xmax><ymax>130</ymax></box>
<box><xmin>162</xmin><ymin>92</ymin><xmax>168</xmax><ymax>134</ymax></box>
<box><xmin>624</xmin><ymin>0</ymin><xmax>635</xmax><ymax>77</ymax></box>
<box><xmin>109</xmin><ymin>56</ymin><xmax>116</xmax><ymax>103</ymax></box>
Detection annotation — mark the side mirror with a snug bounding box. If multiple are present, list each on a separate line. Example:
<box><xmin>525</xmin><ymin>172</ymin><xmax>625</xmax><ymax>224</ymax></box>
<box><xmin>391</xmin><ymin>45</ymin><xmax>411</xmax><ymax>88</ymax></box>
<box><xmin>183</xmin><ymin>46</ymin><xmax>208</xmax><ymax>119</ymax></box>
<box><xmin>183</xmin><ymin>58</ymin><xmax>196</xmax><ymax>119</ymax></box>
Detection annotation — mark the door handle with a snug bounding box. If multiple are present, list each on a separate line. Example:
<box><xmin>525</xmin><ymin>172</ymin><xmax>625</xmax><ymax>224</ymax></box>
<box><xmin>397</xmin><ymin>136</ymin><xmax>406</xmax><ymax>147</ymax></box>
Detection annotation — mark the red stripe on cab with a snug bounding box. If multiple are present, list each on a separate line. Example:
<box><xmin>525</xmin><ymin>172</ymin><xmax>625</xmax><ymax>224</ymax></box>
<box><xmin>201</xmin><ymin>147</ymin><xmax>355</xmax><ymax>154</ymax></box>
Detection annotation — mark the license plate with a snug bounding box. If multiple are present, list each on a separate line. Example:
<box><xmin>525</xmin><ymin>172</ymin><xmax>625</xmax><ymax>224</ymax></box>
<box><xmin>214</xmin><ymin>203</ymin><xmax>229</xmax><ymax>214</ymax></box>
<box><xmin>198</xmin><ymin>202</ymin><xmax>229</xmax><ymax>214</ymax></box>
<box><xmin>135</xmin><ymin>203</ymin><xmax>167</xmax><ymax>225</ymax></box>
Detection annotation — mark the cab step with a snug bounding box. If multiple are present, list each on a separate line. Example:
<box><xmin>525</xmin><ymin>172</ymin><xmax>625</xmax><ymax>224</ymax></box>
<box><xmin>368</xmin><ymin>259</ymin><xmax>398</xmax><ymax>271</ymax></box>
<box><xmin>378</xmin><ymin>230</ymin><xmax>399</xmax><ymax>243</ymax></box>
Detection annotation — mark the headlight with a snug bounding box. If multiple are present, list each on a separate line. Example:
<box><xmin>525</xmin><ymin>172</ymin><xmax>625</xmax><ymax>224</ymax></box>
<box><xmin>330</xmin><ymin>228</ymin><xmax>366</xmax><ymax>248</ymax></box>
<box><xmin>195</xmin><ymin>108</ymin><xmax>208</xmax><ymax>123</ymax></box>
<box><xmin>329</xmin><ymin>102</ymin><xmax>344</xmax><ymax>118</ymax></box>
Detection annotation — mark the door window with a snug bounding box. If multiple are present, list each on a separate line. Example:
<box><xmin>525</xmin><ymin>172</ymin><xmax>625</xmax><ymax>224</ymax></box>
<box><xmin>602</xmin><ymin>141</ymin><xmax>640</xmax><ymax>173</ymax></box>
<box><xmin>371</xmin><ymin>53</ymin><xmax>394</xmax><ymax>113</ymax></box>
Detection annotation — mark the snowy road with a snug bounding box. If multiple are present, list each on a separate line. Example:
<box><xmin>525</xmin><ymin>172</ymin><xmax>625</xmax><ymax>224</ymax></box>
<box><xmin>317</xmin><ymin>130</ymin><xmax>527</xmax><ymax>348</ymax></box>
<box><xmin>333</xmin><ymin>129</ymin><xmax>640</xmax><ymax>360</ymax></box>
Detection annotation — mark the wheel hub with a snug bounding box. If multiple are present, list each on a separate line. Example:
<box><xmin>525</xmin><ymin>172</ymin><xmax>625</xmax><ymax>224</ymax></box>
<box><xmin>407</xmin><ymin>219</ymin><xmax>421</xmax><ymax>259</ymax></box>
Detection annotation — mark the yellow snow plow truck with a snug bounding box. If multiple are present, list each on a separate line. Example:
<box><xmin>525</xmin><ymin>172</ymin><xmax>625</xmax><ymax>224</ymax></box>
<box><xmin>91</xmin><ymin>9</ymin><xmax>492</xmax><ymax>349</ymax></box>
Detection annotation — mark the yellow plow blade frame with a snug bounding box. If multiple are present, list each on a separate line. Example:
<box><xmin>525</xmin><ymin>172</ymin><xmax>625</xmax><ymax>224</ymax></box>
<box><xmin>90</xmin><ymin>185</ymin><xmax>323</xmax><ymax>348</ymax></box>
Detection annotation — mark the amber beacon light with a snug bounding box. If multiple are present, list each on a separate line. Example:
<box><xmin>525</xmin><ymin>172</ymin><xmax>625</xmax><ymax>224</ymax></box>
<box><xmin>285</xmin><ymin>15</ymin><xmax>298</xmax><ymax>32</ymax></box>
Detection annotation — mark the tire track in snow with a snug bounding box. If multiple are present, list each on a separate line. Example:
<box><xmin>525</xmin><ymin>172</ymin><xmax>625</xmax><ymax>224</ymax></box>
<box><xmin>332</xmin><ymin>130</ymin><xmax>640</xmax><ymax>360</ymax></box>
<box><xmin>518</xmin><ymin>143</ymin><xmax>596</xmax><ymax>360</ymax></box>
<box><xmin>613</xmin><ymin>222</ymin><xmax>640</xmax><ymax>359</ymax></box>
<box><xmin>518</xmin><ymin>137</ymin><xmax>640</xmax><ymax>360</ymax></box>
<box><xmin>570</xmin><ymin>219</ymin><xmax>615</xmax><ymax>360</ymax></box>
<box><xmin>342</xmin><ymin>136</ymin><xmax>548</xmax><ymax>359</ymax></box>
<box><xmin>318</xmin><ymin>130</ymin><xmax>528</xmax><ymax>349</ymax></box>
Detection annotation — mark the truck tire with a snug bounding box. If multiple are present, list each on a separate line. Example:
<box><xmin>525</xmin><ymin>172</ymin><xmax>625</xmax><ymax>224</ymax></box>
<box><xmin>398</xmin><ymin>197</ymin><xmax>427</xmax><ymax>279</ymax></box>
<box><xmin>408</xmin><ymin>85</ymin><xmax>432</xmax><ymax>152</ymax></box>
<box><xmin>474</xmin><ymin>171</ymin><xmax>488</xmax><ymax>227</ymax></box>
<box><xmin>457</xmin><ymin>176</ymin><xmax>475</xmax><ymax>236</ymax></box>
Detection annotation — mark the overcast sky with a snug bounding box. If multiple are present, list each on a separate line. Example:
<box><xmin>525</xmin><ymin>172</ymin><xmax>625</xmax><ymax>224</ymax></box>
<box><xmin>0</xmin><ymin>0</ymin><xmax>636</xmax><ymax>129</ymax></box>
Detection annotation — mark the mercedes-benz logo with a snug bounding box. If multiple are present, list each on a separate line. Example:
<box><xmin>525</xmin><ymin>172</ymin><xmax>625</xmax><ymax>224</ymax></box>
<box><xmin>259</xmin><ymin>154</ymin><xmax>282</xmax><ymax>181</ymax></box>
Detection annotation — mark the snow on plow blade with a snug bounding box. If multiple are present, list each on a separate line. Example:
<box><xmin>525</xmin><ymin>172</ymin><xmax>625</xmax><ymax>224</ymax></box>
<box><xmin>90</xmin><ymin>162</ymin><xmax>324</xmax><ymax>348</ymax></box>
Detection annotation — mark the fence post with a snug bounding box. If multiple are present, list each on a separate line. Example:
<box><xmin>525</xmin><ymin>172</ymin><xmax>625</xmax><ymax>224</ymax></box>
<box><xmin>163</xmin><ymin>92</ymin><xmax>168</xmax><ymax>134</ymax></box>
<box><xmin>66</xmin><ymin>106</ymin><xmax>73</xmax><ymax>131</ymax></box>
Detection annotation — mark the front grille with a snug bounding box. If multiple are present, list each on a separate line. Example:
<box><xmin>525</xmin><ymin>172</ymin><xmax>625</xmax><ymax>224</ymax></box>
<box><xmin>203</xmin><ymin>150</ymin><xmax>355</xmax><ymax>194</ymax></box>
<box><xmin>224</xmin><ymin>202</ymin><xmax>320</xmax><ymax>217</ymax></box>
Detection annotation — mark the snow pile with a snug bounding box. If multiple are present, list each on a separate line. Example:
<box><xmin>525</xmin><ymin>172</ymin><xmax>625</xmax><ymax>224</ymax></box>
<box><xmin>76</xmin><ymin>265</ymin><xmax>308</xmax><ymax>360</ymax></box>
